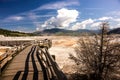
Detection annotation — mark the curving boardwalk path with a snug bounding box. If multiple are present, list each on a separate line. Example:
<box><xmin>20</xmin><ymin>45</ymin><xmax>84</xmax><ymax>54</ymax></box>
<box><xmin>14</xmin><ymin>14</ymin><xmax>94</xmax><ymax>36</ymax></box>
<box><xmin>0</xmin><ymin>45</ymin><xmax>44</xmax><ymax>80</ymax></box>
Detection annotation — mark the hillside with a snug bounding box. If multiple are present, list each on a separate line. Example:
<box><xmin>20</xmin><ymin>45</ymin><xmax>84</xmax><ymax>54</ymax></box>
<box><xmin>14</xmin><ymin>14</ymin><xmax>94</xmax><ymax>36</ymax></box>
<box><xmin>108</xmin><ymin>28</ymin><xmax>120</xmax><ymax>34</ymax></box>
<box><xmin>0</xmin><ymin>28</ymin><xmax>35</xmax><ymax>36</ymax></box>
<box><xmin>1</xmin><ymin>27</ymin><xmax>119</xmax><ymax>37</ymax></box>
<box><xmin>34</xmin><ymin>28</ymin><xmax>99</xmax><ymax>36</ymax></box>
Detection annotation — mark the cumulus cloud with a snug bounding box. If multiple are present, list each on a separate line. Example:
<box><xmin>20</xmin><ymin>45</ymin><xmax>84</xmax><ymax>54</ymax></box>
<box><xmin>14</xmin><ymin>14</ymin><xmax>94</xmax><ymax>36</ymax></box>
<box><xmin>36</xmin><ymin>9</ymin><xmax>120</xmax><ymax>31</ymax></box>
<box><xmin>37</xmin><ymin>8</ymin><xmax>79</xmax><ymax>30</ymax></box>
<box><xmin>110</xmin><ymin>23</ymin><xmax>120</xmax><ymax>29</ymax></box>
<box><xmin>36</xmin><ymin>0</ymin><xmax>79</xmax><ymax>10</ymax></box>
<box><xmin>71</xmin><ymin>19</ymin><xmax>94</xmax><ymax>30</ymax></box>
<box><xmin>56</xmin><ymin>8</ymin><xmax>79</xmax><ymax>27</ymax></box>
<box><xmin>113</xmin><ymin>18</ymin><xmax>120</xmax><ymax>22</ymax></box>
<box><xmin>70</xmin><ymin>16</ymin><xmax>119</xmax><ymax>30</ymax></box>
<box><xmin>90</xmin><ymin>17</ymin><xmax>120</xmax><ymax>29</ymax></box>
<box><xmin>91</xmin><ymin>22</ymin><xmax>101</xmax><ymax>27</ymax></box>
<box><xmin>98</xmin><ymin>17</ymin><xmax>113</xmax><ymax>21</ymax></box>
<box><xmin>117</xmin><ymin>23</ymin><xmax>120</xmax><ymax>26</ymax></box>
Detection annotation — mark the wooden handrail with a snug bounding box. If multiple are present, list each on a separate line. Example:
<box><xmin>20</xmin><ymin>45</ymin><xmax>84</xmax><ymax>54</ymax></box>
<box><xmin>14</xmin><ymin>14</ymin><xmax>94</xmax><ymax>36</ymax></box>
<box><xmin>37</xmin><ymin>47</ymin><xmax>67</xmax><ymax>80</ymax></box>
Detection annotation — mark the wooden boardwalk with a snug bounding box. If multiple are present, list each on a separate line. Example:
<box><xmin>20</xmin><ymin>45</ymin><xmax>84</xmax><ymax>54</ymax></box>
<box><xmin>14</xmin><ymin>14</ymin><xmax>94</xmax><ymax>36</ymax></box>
<box><xmin>0</xmin><ymin>45</ymin><xmax>44</xmax><ymax>80</ymax></box>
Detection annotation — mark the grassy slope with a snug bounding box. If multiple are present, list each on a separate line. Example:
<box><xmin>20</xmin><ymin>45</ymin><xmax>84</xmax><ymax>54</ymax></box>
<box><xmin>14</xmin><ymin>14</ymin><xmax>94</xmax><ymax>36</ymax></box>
<box><xmin>0</xmin><ymin>28</ymin><xmax>35</xmax><ymax>36</ymax></box>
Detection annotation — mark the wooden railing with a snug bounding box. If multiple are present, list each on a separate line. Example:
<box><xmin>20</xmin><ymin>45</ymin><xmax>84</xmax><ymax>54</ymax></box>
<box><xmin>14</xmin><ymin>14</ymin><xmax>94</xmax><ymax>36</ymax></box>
<box><xmin>37</xmin><ymin>47</ymin><xmax>67</xmax><ymax>80</ymax></box>
<box><xmin>0</xmin><ymin>44</ymin><xmax>30</xmax><ymax>75</ymax></box>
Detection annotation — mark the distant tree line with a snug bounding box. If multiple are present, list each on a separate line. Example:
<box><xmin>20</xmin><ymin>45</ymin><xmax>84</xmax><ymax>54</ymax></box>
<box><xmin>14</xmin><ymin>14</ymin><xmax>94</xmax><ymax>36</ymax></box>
<box><xmin>0</xmin><ymin>28</ymin><xmax>35</xmax><ymax>36</ymax></box>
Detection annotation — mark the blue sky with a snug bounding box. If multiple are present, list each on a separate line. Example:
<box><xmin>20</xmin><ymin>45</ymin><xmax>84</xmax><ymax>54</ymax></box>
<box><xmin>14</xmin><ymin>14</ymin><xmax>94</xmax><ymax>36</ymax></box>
<box><xmin>0</xmin><ymin>0</ymin><xmax>120</xmax><ymax>32</ymax></box>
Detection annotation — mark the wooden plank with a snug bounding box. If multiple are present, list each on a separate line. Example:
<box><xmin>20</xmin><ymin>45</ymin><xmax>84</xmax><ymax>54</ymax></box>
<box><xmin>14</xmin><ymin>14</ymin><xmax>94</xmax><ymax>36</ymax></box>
<box><xmin>0</xmin><ymin>45</ymin><xmax>44</xmax><ymax>80</ymax></box>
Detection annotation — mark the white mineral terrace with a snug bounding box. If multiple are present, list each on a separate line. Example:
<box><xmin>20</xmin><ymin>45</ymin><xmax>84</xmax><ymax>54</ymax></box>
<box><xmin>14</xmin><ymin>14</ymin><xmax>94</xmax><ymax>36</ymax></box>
<box><xmin>0</xmin><ymin>36</ymin><xmax>120</xmax><ymax>74</ymax></box>
<box><xmin>0</xmin><ymin>36</ymin><xmax>33</xmax><ymax>41</ymax></box>
<box><xmin>0</xmin><ymin>36</ymin><xmax>57</xmax><ymax>41</ymax></box>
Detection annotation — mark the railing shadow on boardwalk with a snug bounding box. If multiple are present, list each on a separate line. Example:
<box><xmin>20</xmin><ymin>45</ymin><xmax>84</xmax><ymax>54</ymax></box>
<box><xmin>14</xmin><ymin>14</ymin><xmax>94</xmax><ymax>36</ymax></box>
<box><xmin>12</xmin><ymin>45</ymin><xmax>67</xmax><ymax>80</ymax></box>
<box><xmin>13</xmin><ymin>46</ymin><xmax>39</xmax><ymax>80</ymax></box>
<box><xmin>13</xmin><ymin>46</ymin><xmax>32</xmax><ymax>80</ymax></box>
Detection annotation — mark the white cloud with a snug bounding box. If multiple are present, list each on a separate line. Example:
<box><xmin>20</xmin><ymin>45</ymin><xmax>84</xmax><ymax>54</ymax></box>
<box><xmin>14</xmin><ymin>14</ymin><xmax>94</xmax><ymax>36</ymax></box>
<box><xmin>90</xmin><ymin>22</ymin><xmax>102</xmax><ymax>30</ymax></box>
<box><xmin>91</xmin><ymin>22</ymin><xmax>101</xmax><ymax>28</ymax></box>
<box><xmin>114</xmin><ymin>23</ymin><xmax>120</xmax><ymax>29</ymax></box>
<box><xmin>57</xmin><ymin>8</ymin><xmax>79</xmax><ymax>27</ymax></box>
<box><xmin>71</xmin><ymin>16</ymin><xmax>120</xmax><ymax>30</ymax></box>
<box><xmin>110</xmin><ymin>25</ymin><xmax>120</xmax><ymax>29</ymax></box>
<box><xmin>108</xmin><ymin>11</ymin><xmax>120</xmax><ymax>16</ymax></box>
<box><xmin>13</xmin><ymin>26</ymin><xmax>34</xmax><ymax>33</ymax></box>
<box><xmin>35</xmin><ymin>0</ymin><xmax>79</xmax><ymax>10</ymax></box>
<box><xmin>90</xmin><ymin>17</ymin><xmax>120</xmax><ymax>29</ymax></box>
<box><xmin>71</xmin><ymin>19</ymin><xmax>94</xmax><ymax>30</ymax></box>
<box><xmin>98</xmin><ymin>17</ymin><xmax>113</xmax><ymax>21</ymax></box>
<box><xmin>37</xmin><ymin>8</ymin><xmax>79</xmax><ymax>30</ymax></box>
<box><xmin>117</xmin><ymin>23</ymin><xmax>120</xmax><ymax>26</ymax></box>
<box><xmin>4</xmin><ymin>16</ymin><xmax>24</xmax><ymax>22</ymax></box>
<box><xmin>35</xmin><ymin>10</ymin><xmax>120</xmax><ymax>31</ymax></box>
<box><xmin>113</xmin><ymin>18</ymin><xmax>120</xmax><ymax>22</ymax></box>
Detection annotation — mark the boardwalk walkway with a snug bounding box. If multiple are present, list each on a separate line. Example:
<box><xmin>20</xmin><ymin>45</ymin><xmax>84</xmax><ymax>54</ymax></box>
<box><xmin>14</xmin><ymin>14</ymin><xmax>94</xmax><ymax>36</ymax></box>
<box><xmin>0</xmin><ymin>45</ymin><xmax>44</xmax><ymax>80</ymax></box>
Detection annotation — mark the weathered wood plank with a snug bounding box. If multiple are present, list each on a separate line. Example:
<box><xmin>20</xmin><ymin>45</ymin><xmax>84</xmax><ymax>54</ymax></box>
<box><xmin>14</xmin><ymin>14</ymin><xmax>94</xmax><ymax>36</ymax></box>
<box><xmin>0</xmin><ymin>45</ymin><xmax>44</xmax><ymax>80</ymax></box>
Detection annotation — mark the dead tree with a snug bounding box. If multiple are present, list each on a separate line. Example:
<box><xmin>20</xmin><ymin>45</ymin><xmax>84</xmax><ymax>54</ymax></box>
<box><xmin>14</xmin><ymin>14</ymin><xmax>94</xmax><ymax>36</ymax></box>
<box><xmin>69</xmin><ymin>22</ymin><xmax>120</xmax><ymax>80</ymax></box>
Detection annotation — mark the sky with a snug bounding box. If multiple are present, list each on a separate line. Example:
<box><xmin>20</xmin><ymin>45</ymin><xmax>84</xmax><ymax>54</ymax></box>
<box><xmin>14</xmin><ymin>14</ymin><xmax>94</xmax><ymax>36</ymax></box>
<box><xmin>0</xmin><ymin>0</ymin><xmax>120</xmax><ymax>32</ymax></box>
